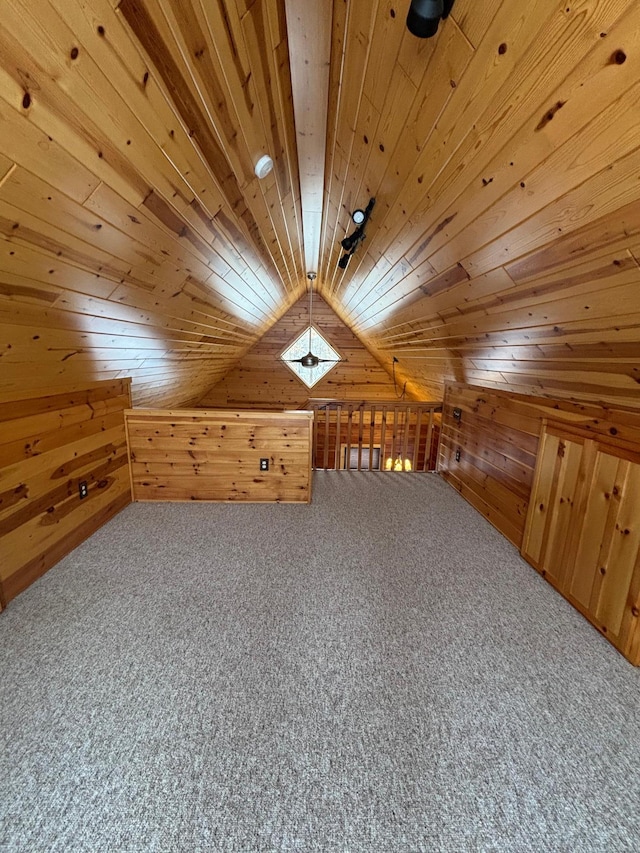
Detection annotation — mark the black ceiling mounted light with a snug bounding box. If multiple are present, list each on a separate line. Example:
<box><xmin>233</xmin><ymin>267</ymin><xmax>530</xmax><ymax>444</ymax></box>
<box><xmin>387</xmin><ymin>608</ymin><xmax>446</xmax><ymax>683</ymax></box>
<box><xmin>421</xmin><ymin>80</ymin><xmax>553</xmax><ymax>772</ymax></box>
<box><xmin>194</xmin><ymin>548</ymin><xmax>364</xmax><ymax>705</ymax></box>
<box><xmin>406</xmin><ymin>0</ymin><xmax>454</xmax><ymax>39</ymax></box>
<box><xmin>339</xmin><ymin>197</ymin><xmax>376</xmax><ymax>270</ymax></box>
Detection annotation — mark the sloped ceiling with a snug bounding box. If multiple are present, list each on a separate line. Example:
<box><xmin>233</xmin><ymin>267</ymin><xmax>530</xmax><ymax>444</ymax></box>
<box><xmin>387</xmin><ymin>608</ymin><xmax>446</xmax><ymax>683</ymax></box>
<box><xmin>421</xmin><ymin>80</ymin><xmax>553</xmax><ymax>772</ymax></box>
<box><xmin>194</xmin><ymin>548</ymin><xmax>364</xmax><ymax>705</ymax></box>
<box><xmin>1</xmin><ymin>1</ymin><xmax>639</xmax><ymax>408</ymax></box>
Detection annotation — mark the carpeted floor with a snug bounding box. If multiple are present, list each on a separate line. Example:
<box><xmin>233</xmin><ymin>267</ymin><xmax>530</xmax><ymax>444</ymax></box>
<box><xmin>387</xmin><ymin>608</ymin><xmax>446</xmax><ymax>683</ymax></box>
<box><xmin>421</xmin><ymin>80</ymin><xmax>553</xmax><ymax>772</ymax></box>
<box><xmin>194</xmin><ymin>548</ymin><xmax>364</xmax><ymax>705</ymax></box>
<box><xmin>1</xmin><ymin>472</ymin><xmax>639</xmax><ymax>852</ymax></box>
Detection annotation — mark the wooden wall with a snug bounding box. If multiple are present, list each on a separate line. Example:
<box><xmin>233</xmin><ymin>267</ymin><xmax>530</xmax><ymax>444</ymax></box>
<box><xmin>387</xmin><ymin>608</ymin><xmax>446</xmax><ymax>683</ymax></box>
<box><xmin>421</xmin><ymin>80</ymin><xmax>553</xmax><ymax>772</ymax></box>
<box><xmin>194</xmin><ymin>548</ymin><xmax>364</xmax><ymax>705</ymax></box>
<box><xmin>522</xmin><ymin>420</ymin><xmax>640</xmax><ymax>664</ymax></box>
<box><xmin>0</xmin><ymin>0</ymin><xmax>303</xmax><ymax>409</ymax></box>
<box><xmin>2</xmin><ymin>0</ymin><xmax>639</xmax><ymax>422</ymax></box>
<box><xmin>0</xmin><ymin>378</ymin><xmax>131</xmax><ymax>606</ymax></box>
<box><xmin>439</xmin><ymin>382</ymin><xmax>640</xmax><ymax>549</ymax></box>
<box><xmin>326</xmin><ymin>0</ymin><xmax>640</xmax><ymax>410</ymax></box>
<box><xmin>199</xmin><ymin>293</ymin><xmax>420</xmax><ymax>409</ymax></box>
<box><xmin>125</xmin><ymin>408</ymin><xmax>312</xmax><ymax>502</ymax></box>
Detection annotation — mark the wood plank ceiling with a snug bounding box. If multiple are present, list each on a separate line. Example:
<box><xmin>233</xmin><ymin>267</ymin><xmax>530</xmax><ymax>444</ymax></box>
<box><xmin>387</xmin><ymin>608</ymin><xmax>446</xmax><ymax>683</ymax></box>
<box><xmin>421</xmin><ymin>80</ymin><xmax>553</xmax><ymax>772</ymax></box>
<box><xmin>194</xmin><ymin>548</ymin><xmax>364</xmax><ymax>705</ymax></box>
<box><xmin>1</xmin><ymin>0</ymin><xmax>639</xmax><ymax>409</ymax></box>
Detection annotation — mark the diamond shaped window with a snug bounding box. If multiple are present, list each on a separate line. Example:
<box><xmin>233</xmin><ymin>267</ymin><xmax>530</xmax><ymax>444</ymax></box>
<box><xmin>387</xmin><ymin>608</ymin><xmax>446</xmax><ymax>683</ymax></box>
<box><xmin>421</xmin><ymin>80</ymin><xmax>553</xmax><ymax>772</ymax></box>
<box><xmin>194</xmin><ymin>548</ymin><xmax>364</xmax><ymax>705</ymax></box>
<box><xmin>281</xmin><ymin>327</ymin><xmax>341</xmax><ymax>388</ymax></box>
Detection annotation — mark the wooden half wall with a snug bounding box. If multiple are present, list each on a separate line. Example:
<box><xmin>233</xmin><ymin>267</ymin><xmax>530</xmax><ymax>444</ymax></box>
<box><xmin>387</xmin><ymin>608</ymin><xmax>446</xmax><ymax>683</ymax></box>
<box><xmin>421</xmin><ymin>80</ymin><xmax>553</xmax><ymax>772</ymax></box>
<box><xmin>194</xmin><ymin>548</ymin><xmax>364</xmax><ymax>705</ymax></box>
<box><xmin>125</xmin><ymin>409</ymin><xmax>313</xmax><ymax>503</ymax></box>
<box><xmin>439</xmin><ymin>382</ymin><xmax>640</xmax><ymax>549</ymax></box>
<box><xmin>0</xmin><ymin>378</ymin><xmax>132</xmax><ymax>607</ymax></box>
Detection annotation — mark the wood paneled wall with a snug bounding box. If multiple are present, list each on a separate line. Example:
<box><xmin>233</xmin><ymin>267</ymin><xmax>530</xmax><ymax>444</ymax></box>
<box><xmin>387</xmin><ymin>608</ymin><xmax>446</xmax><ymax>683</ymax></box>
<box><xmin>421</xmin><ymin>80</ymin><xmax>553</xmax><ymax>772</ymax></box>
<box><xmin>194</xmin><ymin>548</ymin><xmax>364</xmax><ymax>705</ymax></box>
<box><xmin>522</xmin><ymin>421</ymin><xmax>640</xmax><ymax>664</ymax></box>
<box><xmin>199</xmin><ymin>293</ymin><xmax>419</xmax><ymax>409</ymax></box>
<box><xmin>0</xmin><ymin>378</ymin><xmax>131</xmax><ymax>606</ymax></box>
<box><xmin>125</xmin><ymin>408</ymin><xmax>312</xmax><ymax>502</ymax></box>
<box><xmin>439</xmin><ymin>382</ymin><xmax>640</xmax><ymax>549</ymax></box>
<box><xmin>2</xmin><ymin>1</ymin><xmax>639</xmax><ymax>418</ymax></box>
<box><xmin>327</xmin><ymin>0</ymin><xmax>640</xmax><ymax>410</ymax></box>
<box><xmin>0</xmin><ymin>0</ymin><xmax>303</xmax><ymax>409</ymax></box>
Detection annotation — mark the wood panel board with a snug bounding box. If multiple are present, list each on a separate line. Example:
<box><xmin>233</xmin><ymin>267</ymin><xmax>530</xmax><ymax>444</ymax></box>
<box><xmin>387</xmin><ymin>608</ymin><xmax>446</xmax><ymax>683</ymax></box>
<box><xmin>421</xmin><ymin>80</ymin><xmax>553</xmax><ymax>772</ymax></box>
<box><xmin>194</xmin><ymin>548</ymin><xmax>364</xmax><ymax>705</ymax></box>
<box><xmin>0</xmin><ymin>378</ymin><xmax>131</xmax><ymax>604</ymax></box>
<box><xmin>125</xmin><ymin>407</ymin><xmax>313</xmax><ymax>502</ymax></box>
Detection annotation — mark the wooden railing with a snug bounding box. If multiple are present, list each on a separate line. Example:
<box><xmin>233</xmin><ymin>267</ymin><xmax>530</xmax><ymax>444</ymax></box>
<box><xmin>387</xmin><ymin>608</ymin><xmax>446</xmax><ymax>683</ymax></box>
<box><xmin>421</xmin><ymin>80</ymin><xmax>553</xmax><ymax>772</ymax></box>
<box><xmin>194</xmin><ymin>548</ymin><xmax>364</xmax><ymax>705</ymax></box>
<box><xmin>304</xmin><ymin>399</ymin><xmax>443</xmax><ymax>472</ymax></box>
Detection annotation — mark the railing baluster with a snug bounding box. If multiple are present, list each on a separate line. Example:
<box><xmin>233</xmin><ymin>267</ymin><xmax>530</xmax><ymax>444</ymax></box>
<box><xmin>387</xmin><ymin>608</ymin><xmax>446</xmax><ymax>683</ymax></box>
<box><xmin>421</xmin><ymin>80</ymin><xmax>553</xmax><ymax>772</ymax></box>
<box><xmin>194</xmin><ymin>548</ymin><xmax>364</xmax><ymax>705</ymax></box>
<box><xmin>306</xmin><ymin>399</ymin><xmax>441</xmax><ymax>472</ymax></box>
<box><xmin>312</xmin><ymin>404</ymin><xmax>319</xmax><ymax>469</ymax></box>
<box><xmin>369</xmin><ymin>405</ymin><xmax>376</xmax><ymax>471</ymax></box>
<box><xmin>402</xmin><ymin>406</ymin><xmax>411</xmax><ymax>470</ymax></box>
<box><xmin>413</xmin><ymin>407</ymin><xmax>423</xmax><ymax>472</ymax></box>
<box><xmin>323</xmin><ymin>405</ymin><xmax>330</xmax><ymax>470</ymax></box>
<box><xmin>390</xmin><ymin>407</ymin><xmax>398</xmax><ymax>469</ymax></box>
<box><xmin>424</xmin><ymin>408</ymin><xmax>434</xmax><ymax>471</ymax></box>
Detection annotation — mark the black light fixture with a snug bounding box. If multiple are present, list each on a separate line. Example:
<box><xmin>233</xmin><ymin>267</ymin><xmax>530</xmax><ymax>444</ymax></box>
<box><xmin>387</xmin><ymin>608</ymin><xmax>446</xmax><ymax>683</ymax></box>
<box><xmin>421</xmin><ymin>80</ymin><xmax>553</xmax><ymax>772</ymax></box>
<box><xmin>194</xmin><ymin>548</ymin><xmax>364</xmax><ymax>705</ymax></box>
<box><xmin>406</xmin><ymin>0</ymin><xmax>454</xmax><ymax>39</ymax></box>
<box><xmin>282</xmin><ymin>273</ymin><xmax>344</xmax><ymax>368</ymax></box>
<box><xmin>339</xmin><ymin>197</ymin><xmax>376</xmax><ymax>269</ymax></box>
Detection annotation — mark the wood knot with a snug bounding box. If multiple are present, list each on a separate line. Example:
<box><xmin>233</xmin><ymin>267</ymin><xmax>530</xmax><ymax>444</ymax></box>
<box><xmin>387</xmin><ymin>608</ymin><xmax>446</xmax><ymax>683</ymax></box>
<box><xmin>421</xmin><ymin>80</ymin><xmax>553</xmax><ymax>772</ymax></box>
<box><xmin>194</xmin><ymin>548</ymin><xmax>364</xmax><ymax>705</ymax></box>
<box><xmin>611</xmin><ymin>49</ymin><xmax>627</xmax><ymax>64</ymax></box>
<box><xmin>498</xmin><ymin>43</ymin><xmax>507</xmax><ymax>55</ymax></box>
<box><xmin>599</xmin><ymin>566</ymin><xmax>606</xmax><ymax>575</ymax></box>
<box><xmin>632</xmin><ymin>607</ymin><xmax>639</xmax><ymax>618</ymax></box>
<box><xmin>535</xmin><ymin>100</ymin><xmax>566</xmax><ymax>131</ymax></box>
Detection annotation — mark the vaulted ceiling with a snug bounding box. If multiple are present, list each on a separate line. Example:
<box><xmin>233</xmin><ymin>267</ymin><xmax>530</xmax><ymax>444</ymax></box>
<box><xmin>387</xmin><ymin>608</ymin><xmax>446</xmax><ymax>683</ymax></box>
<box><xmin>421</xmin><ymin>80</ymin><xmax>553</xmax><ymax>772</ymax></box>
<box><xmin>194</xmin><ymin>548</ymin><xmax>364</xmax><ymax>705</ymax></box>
<box><xmin>1</xmin><ymin>0</ymin><xmax>639</xmax><ymax>408</ymax></box>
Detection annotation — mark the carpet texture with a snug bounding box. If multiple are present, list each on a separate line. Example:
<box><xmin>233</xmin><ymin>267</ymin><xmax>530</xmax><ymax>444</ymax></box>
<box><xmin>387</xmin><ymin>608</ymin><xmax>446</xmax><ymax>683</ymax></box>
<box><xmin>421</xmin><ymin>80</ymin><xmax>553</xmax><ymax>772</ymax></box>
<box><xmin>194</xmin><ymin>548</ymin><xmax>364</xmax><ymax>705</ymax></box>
<box><xmin>1</xmin><ymin>472</ymin><xmax>639</xmax><ymax>852</ymax></box>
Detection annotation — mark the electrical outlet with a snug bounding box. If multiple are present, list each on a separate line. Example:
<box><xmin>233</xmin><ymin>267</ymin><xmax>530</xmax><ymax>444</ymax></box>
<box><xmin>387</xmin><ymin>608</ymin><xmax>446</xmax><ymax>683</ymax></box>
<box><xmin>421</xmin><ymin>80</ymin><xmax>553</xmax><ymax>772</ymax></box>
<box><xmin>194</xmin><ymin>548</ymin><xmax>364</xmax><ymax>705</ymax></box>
<box><xmin>78</xmin><ymin>480</ymin><xmax>88</xmax><ymax>499</ymax></box>
<box><xmin>259</xmin><ymin>458</ymin><xmax>269</xmax><ymax>471</ymax></box>
<box><xmin>455</xmin><ymin>449</ymin><xmax>461</xmax><ymax>462</ymax></box>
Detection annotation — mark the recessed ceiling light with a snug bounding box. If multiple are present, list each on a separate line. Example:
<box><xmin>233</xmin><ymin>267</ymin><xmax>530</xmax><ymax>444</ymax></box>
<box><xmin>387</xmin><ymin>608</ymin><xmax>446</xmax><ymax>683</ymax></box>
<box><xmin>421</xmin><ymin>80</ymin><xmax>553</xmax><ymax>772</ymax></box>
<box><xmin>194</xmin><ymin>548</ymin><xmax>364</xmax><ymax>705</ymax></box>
<box><xmin>254</xmin><ymin>155</ymin><xmax>274</xmax><ymax>179</ymax></box>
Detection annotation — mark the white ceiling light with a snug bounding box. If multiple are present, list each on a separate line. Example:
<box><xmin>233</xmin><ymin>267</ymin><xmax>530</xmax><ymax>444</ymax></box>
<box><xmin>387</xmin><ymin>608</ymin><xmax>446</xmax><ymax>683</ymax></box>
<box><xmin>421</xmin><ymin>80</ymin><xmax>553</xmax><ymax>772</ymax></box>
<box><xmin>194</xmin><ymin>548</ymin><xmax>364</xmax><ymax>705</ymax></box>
<box><xmin>254</xmin><ymin>155</ymin><xmax>274</xmax><ymax>179</ymax></box>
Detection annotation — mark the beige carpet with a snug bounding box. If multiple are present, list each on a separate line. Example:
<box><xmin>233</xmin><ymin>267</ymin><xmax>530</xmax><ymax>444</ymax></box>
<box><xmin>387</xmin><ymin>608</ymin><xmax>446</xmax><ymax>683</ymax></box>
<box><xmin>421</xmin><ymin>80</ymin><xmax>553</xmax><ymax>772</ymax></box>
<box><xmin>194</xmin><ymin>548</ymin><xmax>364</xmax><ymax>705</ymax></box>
<box><xmin>1</xmin><ymin>472</ymin><xmax>639</xmax><ymax>852</ymax></box>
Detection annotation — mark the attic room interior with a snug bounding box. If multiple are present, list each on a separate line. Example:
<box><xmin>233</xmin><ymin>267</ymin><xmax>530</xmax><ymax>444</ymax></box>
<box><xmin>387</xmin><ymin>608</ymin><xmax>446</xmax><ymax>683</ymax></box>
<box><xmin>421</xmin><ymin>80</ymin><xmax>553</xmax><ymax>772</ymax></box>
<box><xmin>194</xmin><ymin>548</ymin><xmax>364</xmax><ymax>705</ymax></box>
<box><xmin>1</xmin><ymin>0</ymin><xmax>640</xmax><ymax>850</ymax></box>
